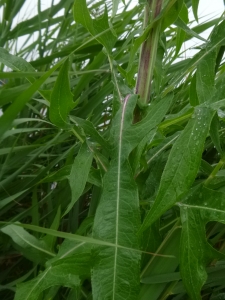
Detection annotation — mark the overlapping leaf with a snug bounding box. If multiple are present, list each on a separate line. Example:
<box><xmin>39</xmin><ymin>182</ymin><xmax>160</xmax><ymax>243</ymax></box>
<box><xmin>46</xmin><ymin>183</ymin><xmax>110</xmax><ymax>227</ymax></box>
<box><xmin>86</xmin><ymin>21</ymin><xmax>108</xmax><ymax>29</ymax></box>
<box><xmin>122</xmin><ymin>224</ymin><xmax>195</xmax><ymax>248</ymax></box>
<box><xmin>140</xmin><ymin>106</ymin><xmax>215</xmax><ymax>231</ymax></box>
<box><xmin>179</xmin><ymin>185</ymin><xmax>225</xmax><ymax>299</ymax></box>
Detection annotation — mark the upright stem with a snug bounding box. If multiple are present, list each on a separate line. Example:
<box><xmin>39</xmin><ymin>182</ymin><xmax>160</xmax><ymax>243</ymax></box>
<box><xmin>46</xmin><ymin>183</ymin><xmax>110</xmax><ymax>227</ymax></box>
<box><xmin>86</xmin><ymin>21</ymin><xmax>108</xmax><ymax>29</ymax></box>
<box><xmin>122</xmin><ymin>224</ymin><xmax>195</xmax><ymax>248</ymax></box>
<box><xmin>136</xmin><ymin>0</ymin><xmax>163</xmax><ymax>104</ymax></box>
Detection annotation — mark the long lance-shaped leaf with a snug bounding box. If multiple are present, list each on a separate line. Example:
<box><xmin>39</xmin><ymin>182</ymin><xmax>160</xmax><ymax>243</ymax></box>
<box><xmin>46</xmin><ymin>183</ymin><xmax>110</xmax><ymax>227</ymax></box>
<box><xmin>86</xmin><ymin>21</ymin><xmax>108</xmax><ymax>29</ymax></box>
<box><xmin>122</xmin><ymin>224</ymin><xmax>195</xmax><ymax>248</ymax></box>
<box><xmin>179</xmin><ymin>185</ymin><xmax>225</xmax><ymax>299</ymax></box>
<box><xmin>91</xmin><ymin>94</ymin><xmax>171</xmax><ymax>299</ymax></box>
<box><xmin>49</xmin><ymin>59</ymin><xmax>75</xmax><ymax>129</ymax></box>
<box><xmin>64</xmin><ymin>142</ymin><xmax>93</xmax><ymax>216</ymax></box>
<box><xmin>140</xmin><ymin>106</ymin><xmax>215</xmax><ymax>232</ymax></box>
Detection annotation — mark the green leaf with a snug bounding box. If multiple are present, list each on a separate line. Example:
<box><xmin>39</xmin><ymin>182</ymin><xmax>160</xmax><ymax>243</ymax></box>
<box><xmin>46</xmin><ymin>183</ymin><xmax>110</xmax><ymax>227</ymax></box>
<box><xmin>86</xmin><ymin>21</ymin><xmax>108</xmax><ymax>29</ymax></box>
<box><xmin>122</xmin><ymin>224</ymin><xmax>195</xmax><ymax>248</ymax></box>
<box><xmin>161</xmin><ymin>0</ymin><xmax>183</xmax><ymax>31</ymax></box>
<box><xmin>176</xmin><ymin>3</ymin><xmax>188</xmax><ymax>54</ymax></box>
<box><xmin>196</xmin><ymin>49</ymin><xmax>217</xmax><ymax>104</ymax></box>
<box><xmin>49</xmin><ymin>59</ymin><xmax>74</xmax><ymax>129</ymax></box>
<box><xmin>64</xmin><ymin>142</ymin><xmax>93</xmax><ymax>216</ymax></box>
<box><xmin>71</xmin><ymin>116</ymin><xmax>110</xmax><ymax>151</ymax></box>
<box><xmin>189</xmin><ymin>72</ymin><xmax>199</xmax><ymax>106</ymax></box>
<box><xmin>175</xmin><ymin>17</ymin><xmax>207</xmax><ymax>42</ymax></box>
<box><xmin>140</xmin><ymin>106</ymin><xmax>214</xmax><ymax>231</ymax></box>
<box><xmin>180</xmin><ymin>185</ymin><xmax>225</xmax><ymax>299</ymax></box>
<box><xmin>192</xmin><ymin>0</ymin><xmax>200</xmax><ymax>22</ymax></box>
<box><xmin>92</xmin><ymin>161</ymin><xmax>141</xmax><ymax>299</ymax></box>
<box><xmin>15</xmin><ymin>251</ymin><xmax>90</xmax><ymax>300</ymax></box>
<box><xmin>1</xmin><ymin>224</ymin><xmax>54</xmax><ymax>264</ymax></box>
<box><xmin>112</xmin><ymin>0</ymin><xmax>120</xmax><ymax>17</ymax></box>
<box><xmin>0</xmin><ymin>47</ymin><xmax>35</xmax><ymax>72</ymax></box>
<box><xmin>91</xmin><ymin>94</ymin><xmax>171</xmax><ymax>299</ymax></box>
<box><xmin>110</xmin><ymin>94</ymin><xmax>173</xmax><ymax>161</ymax></box>
<box><xmin>73</xmin><ymin>0</ymin><xmax>116</xmax><ymax>53</ymax></box>
<box><xmin>0</xmin><ymin>59</ymin><xmax>65</xmax><ymax>141</ymax></box>
<box><xmin>43</xmin><ymin>206</ymin><xmax>61</xmax><ymax>251</ymax></box>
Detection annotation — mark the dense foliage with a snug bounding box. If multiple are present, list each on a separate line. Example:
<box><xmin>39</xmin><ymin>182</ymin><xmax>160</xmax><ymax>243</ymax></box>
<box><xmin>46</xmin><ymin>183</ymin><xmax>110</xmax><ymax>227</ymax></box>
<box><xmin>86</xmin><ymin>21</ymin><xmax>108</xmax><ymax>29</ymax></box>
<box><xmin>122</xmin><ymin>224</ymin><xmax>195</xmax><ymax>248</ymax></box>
<box><xmin>1</xmin><ymin>0</ymin><xmax>225</xmax><ymax>299</ymax></box>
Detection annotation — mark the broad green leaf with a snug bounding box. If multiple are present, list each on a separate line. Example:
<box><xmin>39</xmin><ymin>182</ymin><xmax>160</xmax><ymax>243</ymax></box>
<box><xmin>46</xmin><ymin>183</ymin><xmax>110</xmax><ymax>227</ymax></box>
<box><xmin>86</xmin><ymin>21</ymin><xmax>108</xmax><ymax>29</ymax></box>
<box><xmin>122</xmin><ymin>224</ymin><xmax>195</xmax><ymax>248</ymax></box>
<box><xmin>49</xmin><ymin>59</ymin><xmax>74</xmax><ymax>129</ymax></box>
<box><xmin>0</xmin><ymin>47</ymin><xmax>35</xmax><ymax>72</ymax></box>
<box><xmin>196</xmin><ymin>49</ymin><xmax>217</xmax><ymax>104</ymax></box>
<box><xmin>92</xmin><ymin>161</ymin><xmax>141</xmax><ymax>300</ymax></box>
<box><xmin>0</xmin><ymin>59</ymin><xmax>65</xmax><ymax>141</ymax></box>
<box><xmin>192</xmin><ymin>0</ymin><xmax>200</xmax><ymax>22</ymax></box>
<box><xmin>1</xmin><ymin>224</ymin><xmax>54</xmax><ymax>264</ymax></box>
<box><xmin>64</xmin><ymin>142</ymin><xmax>93</xmax><ymax>216</ymax></box>
<box><xmin>91</xmin><ymin>94</ymin><xmax>171</xmax><ymax>299</ymax></box>
<box><xmin>180</xmin><ymin>185</ymin><xmax>225</xmax><ymax>299</ymax></box>
<box><xmin>73</xmin><ymin>0</ymin><xmax>116</xmax><ymax>53</ymax></box>
<box><xmin>140</xmin><ymin>106</ymin><xmax>214</xmax><ymax>231</ymax></box>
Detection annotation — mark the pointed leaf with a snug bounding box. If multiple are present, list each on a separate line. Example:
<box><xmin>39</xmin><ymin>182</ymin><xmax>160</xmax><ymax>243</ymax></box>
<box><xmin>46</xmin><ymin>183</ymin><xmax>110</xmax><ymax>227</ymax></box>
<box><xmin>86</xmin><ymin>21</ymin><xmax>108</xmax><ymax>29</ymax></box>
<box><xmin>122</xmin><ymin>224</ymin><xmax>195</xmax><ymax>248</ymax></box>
<box><xmin>192</xmin><ymin>0</ymin><xmax>200</xmax><ymax>22</ymax></box>
<box><xmin>64</xmin><ymin>142</ymin><xmax>93</xmax><ymax>216</ymax></box>
<box><xmin>49</xmin><ymin>59</ymin><xmax>74</xmax><ymax>129</ymax></box>
<box><xmin>140</xmin><ymin>106</ymin><xmax>214</xmax><ymax>231</ymax></box>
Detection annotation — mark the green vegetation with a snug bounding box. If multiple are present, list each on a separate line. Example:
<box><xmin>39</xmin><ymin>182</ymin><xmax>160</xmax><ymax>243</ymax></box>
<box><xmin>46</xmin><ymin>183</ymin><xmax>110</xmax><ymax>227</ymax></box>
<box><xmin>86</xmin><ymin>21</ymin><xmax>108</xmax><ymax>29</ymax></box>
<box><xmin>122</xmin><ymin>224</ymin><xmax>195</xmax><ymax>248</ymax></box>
<box><xmin>1</xmin><ymin>0</ymin><xmax>225</xmax><ymax>299</ymax></box>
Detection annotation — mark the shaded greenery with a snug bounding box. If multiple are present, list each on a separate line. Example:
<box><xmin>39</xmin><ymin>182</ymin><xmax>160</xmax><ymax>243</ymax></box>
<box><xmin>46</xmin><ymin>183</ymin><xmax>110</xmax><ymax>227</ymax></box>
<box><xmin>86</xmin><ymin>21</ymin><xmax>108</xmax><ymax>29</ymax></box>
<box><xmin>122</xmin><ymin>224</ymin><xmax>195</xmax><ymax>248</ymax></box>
<box><xmin>0</xmin><ymin>0</ymin><xmax>225</xmax><ymax>299</ymax></box>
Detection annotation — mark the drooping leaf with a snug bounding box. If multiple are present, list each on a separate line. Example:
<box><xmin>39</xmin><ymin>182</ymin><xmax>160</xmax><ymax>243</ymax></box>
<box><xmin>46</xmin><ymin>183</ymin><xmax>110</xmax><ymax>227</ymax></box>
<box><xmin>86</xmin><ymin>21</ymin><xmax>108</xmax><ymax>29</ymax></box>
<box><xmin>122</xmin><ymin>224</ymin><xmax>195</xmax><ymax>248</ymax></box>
<box><xmin>140</xmin><ymin>106</ymin><xmax>214</xmax><ymax>231</ymax></box>
<box><xmin>64</xmin><ymin>142</ymin><xmax>93</xmax><ymax>216</ymax></box>
<box><xmin>1</xmin><ymin>224</ymin><xmax>54</xmax><ymax>264</ymax></box>
<box><xmin>49</xmin><ymin>59</ymin><xmax>74</xmax><ymax>129</ymax></box>
<box><xmin>179</xmin><ymin>185</ymin><xmax>225</xmax><ymax>299</ymax></box>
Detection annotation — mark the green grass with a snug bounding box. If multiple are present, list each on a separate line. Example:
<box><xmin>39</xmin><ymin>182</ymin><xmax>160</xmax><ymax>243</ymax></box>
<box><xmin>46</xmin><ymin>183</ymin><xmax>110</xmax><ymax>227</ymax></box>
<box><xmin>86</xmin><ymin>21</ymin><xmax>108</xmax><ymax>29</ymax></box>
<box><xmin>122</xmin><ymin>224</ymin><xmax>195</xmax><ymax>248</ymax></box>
<box><xmin>1</xmin><ymin>0</ymin><xmax>225</xmax><ymax>299</ymax></box>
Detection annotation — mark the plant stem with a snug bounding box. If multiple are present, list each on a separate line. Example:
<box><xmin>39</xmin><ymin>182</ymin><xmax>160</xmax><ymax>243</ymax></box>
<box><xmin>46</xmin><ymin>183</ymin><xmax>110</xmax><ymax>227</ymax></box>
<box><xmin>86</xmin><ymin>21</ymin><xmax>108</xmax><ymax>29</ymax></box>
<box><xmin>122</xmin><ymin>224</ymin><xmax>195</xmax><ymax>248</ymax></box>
<box><xmin>136</xmin><ymin>0</ymin><xmax>163</xmax><ymax>104</ymax></box>
<box><xmin>204</xmin><ymin>155</ymin><xmax>225</xmax><ymax>186</ymax></box>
